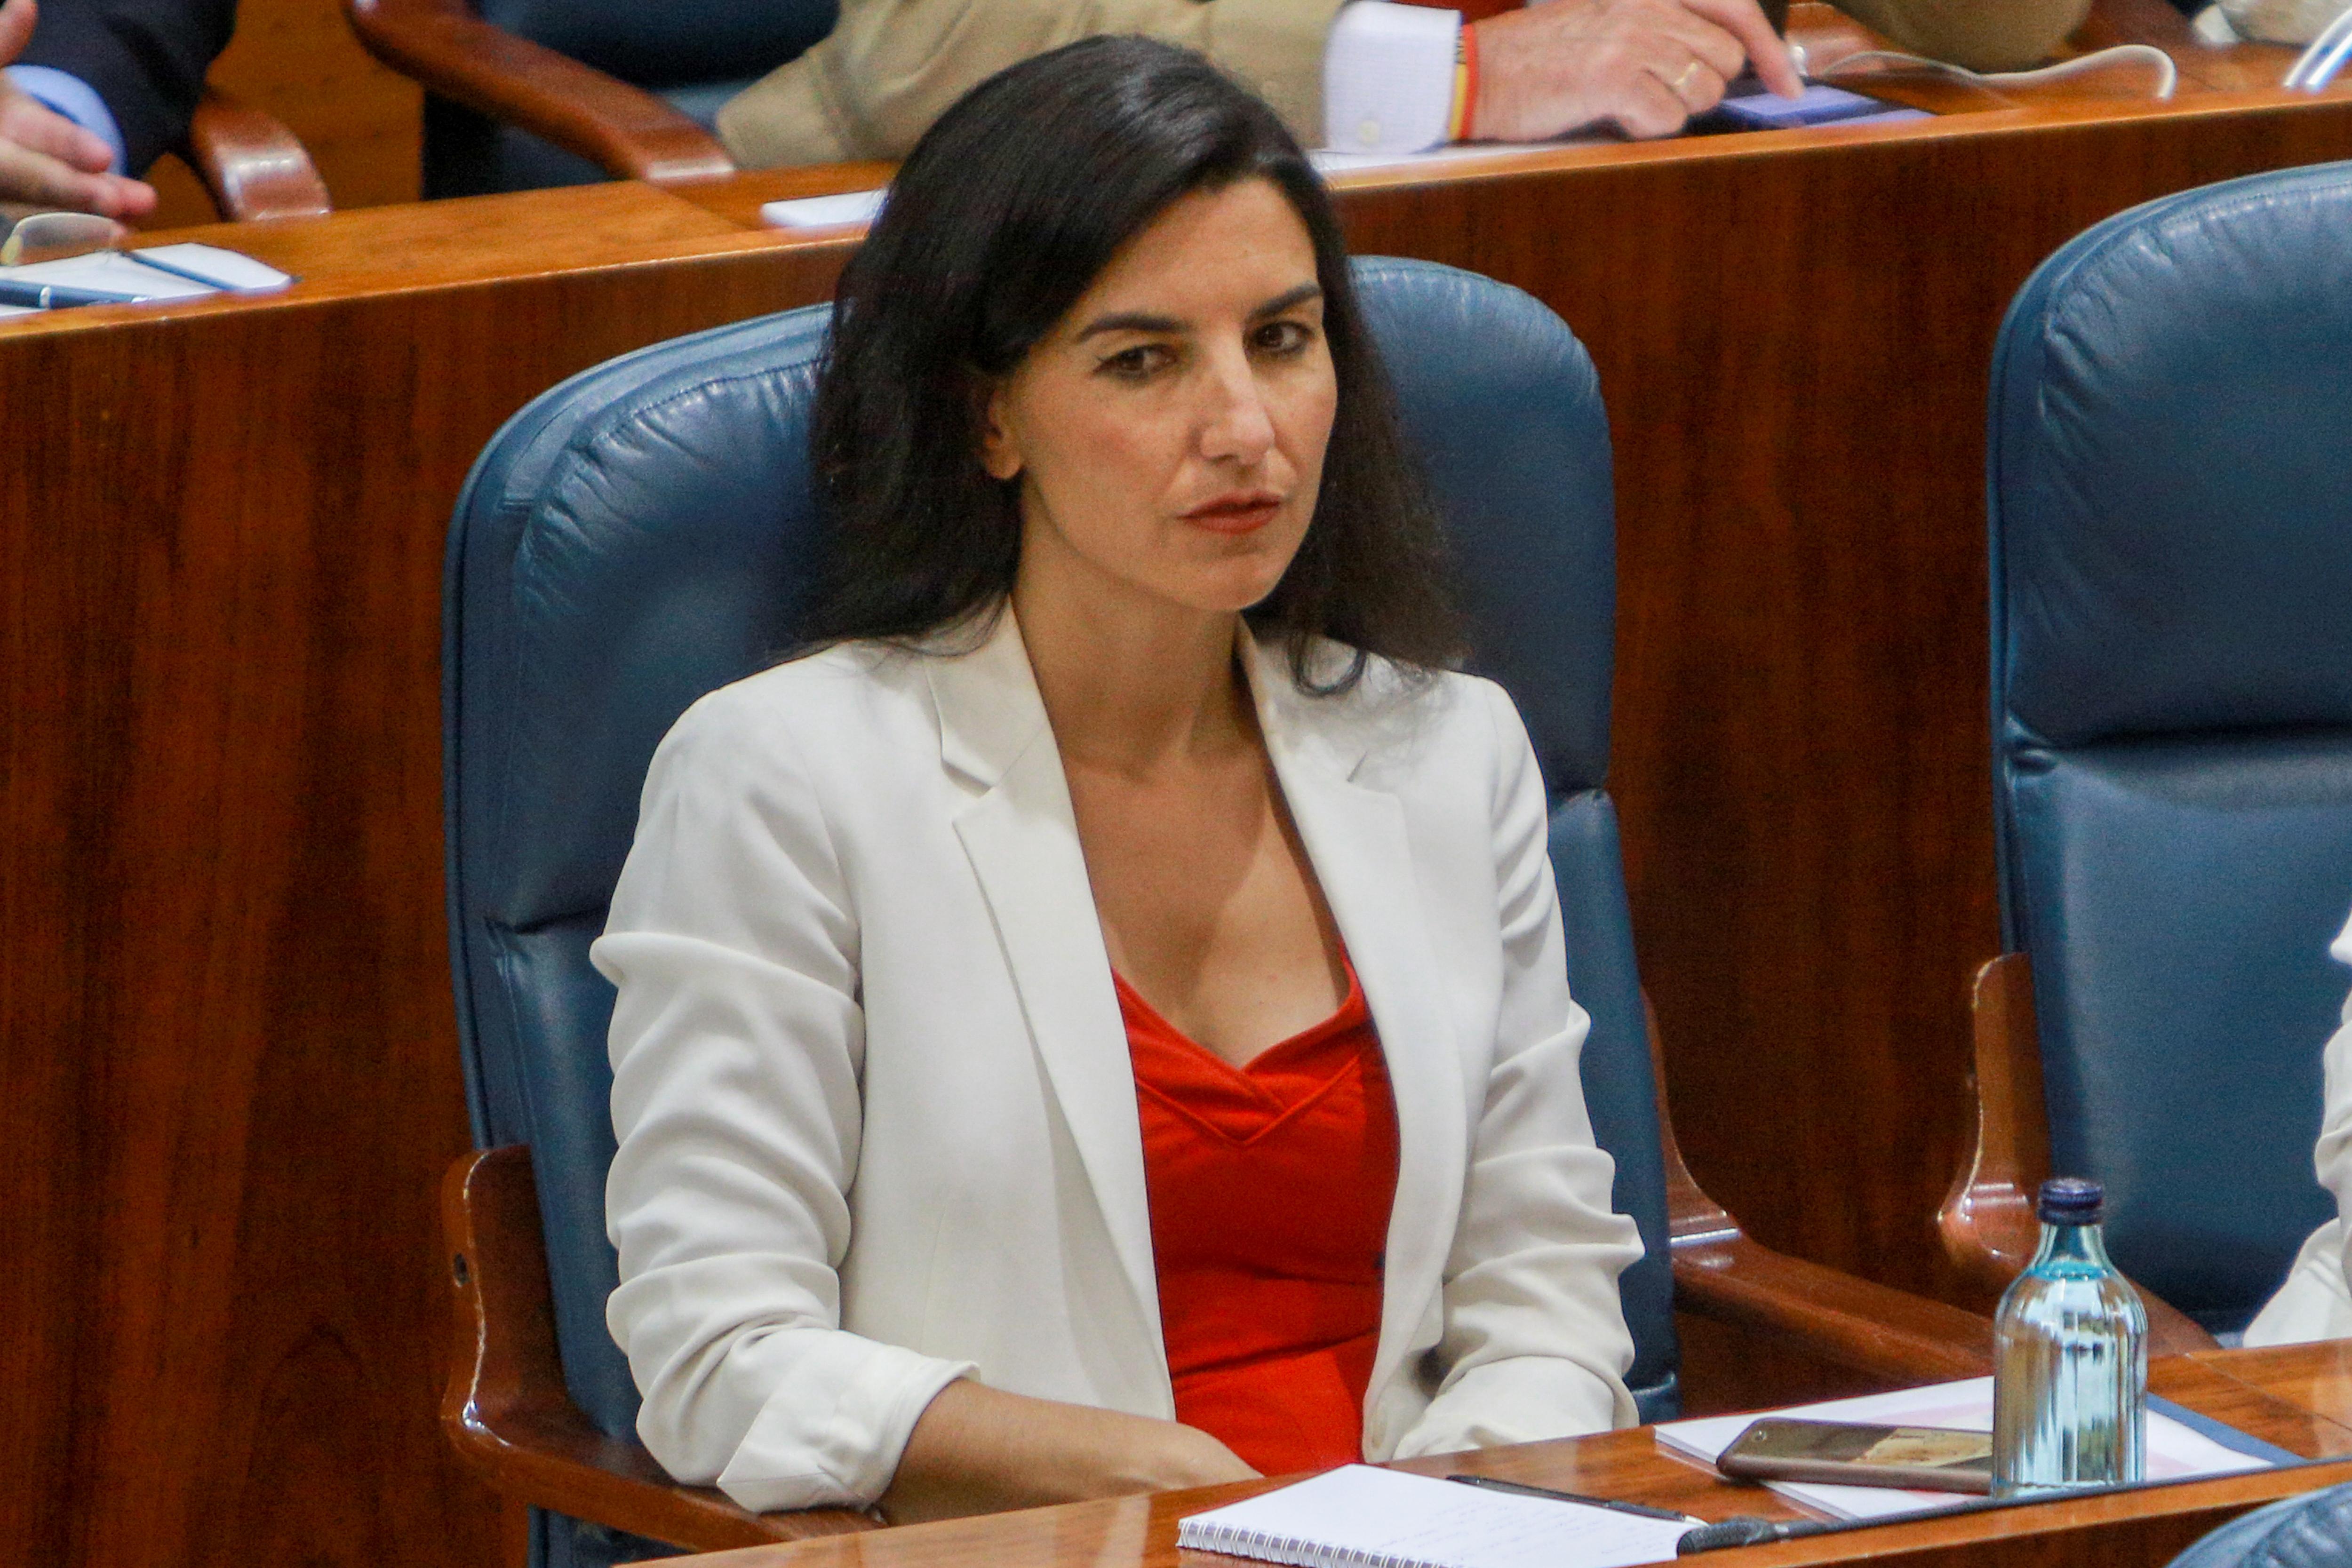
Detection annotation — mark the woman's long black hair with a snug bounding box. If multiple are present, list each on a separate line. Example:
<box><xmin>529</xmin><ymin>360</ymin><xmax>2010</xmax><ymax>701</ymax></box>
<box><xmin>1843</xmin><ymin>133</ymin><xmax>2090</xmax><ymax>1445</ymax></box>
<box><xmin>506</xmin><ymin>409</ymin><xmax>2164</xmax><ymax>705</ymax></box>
<box><xmin>801</xmin><ymin>36</ymin><xmax>1462</xmax><ymax>689</ymax></box>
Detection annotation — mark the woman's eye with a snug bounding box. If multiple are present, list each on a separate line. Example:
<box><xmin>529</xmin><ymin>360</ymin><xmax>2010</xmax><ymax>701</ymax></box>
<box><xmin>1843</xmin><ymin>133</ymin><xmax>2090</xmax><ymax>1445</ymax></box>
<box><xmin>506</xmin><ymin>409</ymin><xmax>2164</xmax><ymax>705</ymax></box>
<box><xmin>1100</xmin><ymin>344</ymin><xmax>1173</xmax><ymax>380</ymax></box>
<box><xmin>1253</xmin><ymin>319</ymin><xmax>1315</xmax><ymax>356</ymax></box>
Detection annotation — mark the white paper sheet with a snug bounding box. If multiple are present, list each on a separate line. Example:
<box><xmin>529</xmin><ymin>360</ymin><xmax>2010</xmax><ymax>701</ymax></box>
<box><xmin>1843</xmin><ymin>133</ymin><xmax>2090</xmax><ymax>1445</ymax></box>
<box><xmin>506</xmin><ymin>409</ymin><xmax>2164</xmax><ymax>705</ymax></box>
<box><xmin>1</xmin><ymin>249</ymin><xmax>213</xmax><ymax>301</ymax></box>
<box><xmin>760</xmin><ymin>190</ymin><xmax>888</xmax><ymax>229</ymax></box>
<box><xmin>0</xmin><ymin>242</ymin><xmax>291</xmax><ymax>316</ymax></box>
<box><xmin>1178</xmin><ymin>1465</ymin><xmax>1695</xmax><ymax>1568</ymax></box>
<box><xmin>1309</xmin><ymin>140</ymin><xmax>1582</xmax><ymax>176</ymax></box>
<box><xmin>128</xmin><ymin>243</ymin><xmax>294</xmax><ymax>291</ymax></box>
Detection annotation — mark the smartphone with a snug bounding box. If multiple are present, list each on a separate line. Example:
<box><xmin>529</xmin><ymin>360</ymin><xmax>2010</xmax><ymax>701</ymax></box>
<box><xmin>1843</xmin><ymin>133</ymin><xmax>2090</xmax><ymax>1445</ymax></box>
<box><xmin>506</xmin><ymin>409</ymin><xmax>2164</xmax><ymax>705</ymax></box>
<box><xmin>1716</xmin><ymin>1418</ymin><xmax>1994</xmax><ymax>1493</ymax></box>
<box><xmin>1685</xmin><ymin>78</ymin><xmax>1932</xmax><ymax>135</ymax></box>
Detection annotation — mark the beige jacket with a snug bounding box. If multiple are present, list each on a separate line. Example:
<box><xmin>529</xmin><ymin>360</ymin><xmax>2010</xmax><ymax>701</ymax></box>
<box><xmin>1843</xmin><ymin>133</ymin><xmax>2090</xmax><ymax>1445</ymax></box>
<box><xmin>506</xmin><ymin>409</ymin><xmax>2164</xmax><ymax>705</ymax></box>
<box><xmin>717</xmin><ymin>0</ymin><xmax>1346</xmax><ymax>168</ymax></box>
<box><xmin>716</xmin><ymin>0</ymin><xmax>2090</xmax><ymax>167</ymax></box>
<box><xmin>597</xmin><ymin>613</ymin><xmax>1642</xmax><ymax>1511</ymax></box>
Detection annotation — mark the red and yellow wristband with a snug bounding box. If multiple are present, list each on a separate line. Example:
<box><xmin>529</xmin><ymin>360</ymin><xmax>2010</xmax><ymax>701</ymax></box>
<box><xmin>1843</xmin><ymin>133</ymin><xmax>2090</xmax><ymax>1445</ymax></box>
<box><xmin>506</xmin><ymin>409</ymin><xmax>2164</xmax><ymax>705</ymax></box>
<box><xmin>1448</xmin><ymin>21</ymin><xmax>1479</xmax><ymax>141</ymax></box>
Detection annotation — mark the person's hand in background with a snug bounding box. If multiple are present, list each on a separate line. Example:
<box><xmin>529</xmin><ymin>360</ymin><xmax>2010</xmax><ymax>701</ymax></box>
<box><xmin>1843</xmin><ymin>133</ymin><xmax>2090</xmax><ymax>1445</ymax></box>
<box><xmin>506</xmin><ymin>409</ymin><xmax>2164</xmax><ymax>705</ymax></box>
<box><xmin>1471</xmin><ymin>0</ymin><xmax>1803</xmax><ymax>141</ymax></box>
<box><xmin>0</xmin><ymin>0</ymin><xmax>155</xmax><ymax>217</ymax></box>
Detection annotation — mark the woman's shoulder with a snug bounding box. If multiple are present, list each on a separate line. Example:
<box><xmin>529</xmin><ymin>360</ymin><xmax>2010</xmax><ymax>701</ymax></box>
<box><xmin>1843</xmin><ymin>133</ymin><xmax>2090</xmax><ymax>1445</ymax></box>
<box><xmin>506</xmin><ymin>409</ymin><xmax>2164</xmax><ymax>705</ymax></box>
<box><xmin>654</xmin><ymin>639</ymin><xmax>937</xmax><ymax>777</ymax></box>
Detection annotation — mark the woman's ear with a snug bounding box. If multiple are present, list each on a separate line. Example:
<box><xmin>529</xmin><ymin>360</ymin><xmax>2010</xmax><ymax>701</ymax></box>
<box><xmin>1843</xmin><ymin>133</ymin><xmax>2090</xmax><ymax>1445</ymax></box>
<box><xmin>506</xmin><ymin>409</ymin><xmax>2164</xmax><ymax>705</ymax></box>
<box><xmin>977</xmin><ymin>382</ymin><xmax>1022</xmax><ymax>482</ymax></box>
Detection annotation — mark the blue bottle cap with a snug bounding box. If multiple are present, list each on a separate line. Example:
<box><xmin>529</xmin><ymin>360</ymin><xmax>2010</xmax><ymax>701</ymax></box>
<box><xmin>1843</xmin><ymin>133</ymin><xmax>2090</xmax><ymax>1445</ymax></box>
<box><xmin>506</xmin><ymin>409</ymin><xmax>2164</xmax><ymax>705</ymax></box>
<box><xmin>2038</xmin><ymin>1177</ymin><xmax>2104</xmax><ymax>1224</ymax></box>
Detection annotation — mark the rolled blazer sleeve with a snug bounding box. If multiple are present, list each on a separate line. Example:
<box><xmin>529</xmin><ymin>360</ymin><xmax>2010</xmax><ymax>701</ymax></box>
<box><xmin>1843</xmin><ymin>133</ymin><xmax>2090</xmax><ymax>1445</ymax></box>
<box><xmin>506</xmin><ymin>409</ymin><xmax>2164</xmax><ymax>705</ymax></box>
<box><xmin>1392</xmin><ymin>681</ymin><xmax>1641</xmax><ymax>1455</ymax></box>
<box><xmin>594</xmin><ymin>692</ymin><xmax>972</xmax><ymax>1512</ymax></box>
<box><xmin>2244</xmin><ymin>911</ymin><xmax>2352</xmax><ymax>1347</ymax></box>
<box><xmin>714</xmin><ymin>0</ymin><xmax>1345</xmax><ymax>167</ymax></box>
<box><xmin>2320</xmin><ymin>918</ymin><xmax>2352</xmax><ymax>1303</ymax></box>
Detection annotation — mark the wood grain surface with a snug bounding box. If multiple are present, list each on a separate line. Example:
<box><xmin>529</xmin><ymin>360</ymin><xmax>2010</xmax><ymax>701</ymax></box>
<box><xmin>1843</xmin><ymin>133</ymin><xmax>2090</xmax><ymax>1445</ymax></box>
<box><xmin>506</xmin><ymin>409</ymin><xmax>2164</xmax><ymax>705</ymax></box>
<box><xmin>654</xmin><ymin>1350</ymin><xmax>2352</xmax><ymax>1568</ymax></box>
<box><xmin>2194</xmin><ymin>1341</ymin><xmax>2352</xmax><ymax>1433</ymax></box>
<box><xmin>7</xmin><ymin>29</ymin><xmax>2352</xmax><ymax>1568</ymax></box>
<box><xmin>0</xmin><ymin>205</ymin><xmax>845</xmax><ymax>1568</ymax></box>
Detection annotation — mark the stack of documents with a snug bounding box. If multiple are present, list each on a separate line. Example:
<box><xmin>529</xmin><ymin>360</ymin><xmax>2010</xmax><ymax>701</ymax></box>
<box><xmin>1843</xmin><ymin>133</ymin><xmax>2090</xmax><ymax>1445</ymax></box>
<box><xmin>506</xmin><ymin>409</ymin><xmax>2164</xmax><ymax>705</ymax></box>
<box><xmin>0</xmin><ymin>243</ymin><xmax>294</xmax><ymax>318</ymax></box>
<box><xmin>1655</xmin><ymin>1377</ymin><xmax>2287</xmax><ymax>1520</ymax></box>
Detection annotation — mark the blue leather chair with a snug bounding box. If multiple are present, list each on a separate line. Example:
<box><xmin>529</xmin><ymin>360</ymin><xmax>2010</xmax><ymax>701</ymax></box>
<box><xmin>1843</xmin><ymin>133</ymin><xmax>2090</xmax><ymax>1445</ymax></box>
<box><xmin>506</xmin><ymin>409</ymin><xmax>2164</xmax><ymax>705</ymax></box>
<box><xmin>1940</xmin><ymin>162</ymin><xmax>2352</xmax><ymax>1338</ymax></box>
<box><xmin>2165</xmin><ymin>1482</ymin><xmax>2352</xmax><ymax>1568</ymax></box>
<box><xmin>440</xmin><ymin>257</ymin><xmax>1989</xmax><ymax>1564</ymax></box>
<box><xmin>347</xmin><ymin>0</ymin><xmax>835</xmax><ymax>197</ymax></box>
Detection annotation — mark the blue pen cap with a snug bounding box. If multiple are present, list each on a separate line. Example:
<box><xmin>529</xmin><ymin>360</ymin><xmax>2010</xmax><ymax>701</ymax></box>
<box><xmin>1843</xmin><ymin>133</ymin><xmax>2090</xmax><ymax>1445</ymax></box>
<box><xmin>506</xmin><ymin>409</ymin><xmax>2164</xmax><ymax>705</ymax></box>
<box><xmin>2037</xmin><ymin>1177</ymin><xmax>2105</xmax><ymax>1225</ymax></box>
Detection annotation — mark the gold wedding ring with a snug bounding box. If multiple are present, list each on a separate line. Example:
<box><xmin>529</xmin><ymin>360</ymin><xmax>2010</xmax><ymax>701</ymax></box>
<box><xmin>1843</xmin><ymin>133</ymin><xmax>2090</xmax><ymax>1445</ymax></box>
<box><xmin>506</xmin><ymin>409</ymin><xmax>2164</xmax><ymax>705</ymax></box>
<box><xmin>1671</xmin><ymin>61</ymin><xmax>1704</xmax><ymax>98</ymax></box>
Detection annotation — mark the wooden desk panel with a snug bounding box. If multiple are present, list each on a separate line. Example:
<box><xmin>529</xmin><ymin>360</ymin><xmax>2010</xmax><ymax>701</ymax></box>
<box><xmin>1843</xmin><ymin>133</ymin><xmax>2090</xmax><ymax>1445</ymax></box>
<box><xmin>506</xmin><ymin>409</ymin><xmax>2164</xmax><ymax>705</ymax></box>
<box><xmin>0</xmin><ymin>228</ymin><xmax>850</xmax><ymax>1568</ymax></box>
<box><xmin>671</xmin><ymin>1466</ymin><xmax>2352</xmax><ymax>1568</ymax></box>
<box><xmin>8</xmin><ymin>38</ymin><xmax>2352</xmax><ymax>1568</ymax></box>
<box><xmin>664</xmin><ymin>1353</ymin><xmax>2352</xmax><ymax>1568</ymax></box>
<box><xmin>0</xmin><ymin>184</ymin><xmax>820</xmax><ymax>334</ymax></box>
<box><xmin>2193</xmin><ymin>1342</ymin><xmax>2352</xmax><ymax>1434</ymax></box>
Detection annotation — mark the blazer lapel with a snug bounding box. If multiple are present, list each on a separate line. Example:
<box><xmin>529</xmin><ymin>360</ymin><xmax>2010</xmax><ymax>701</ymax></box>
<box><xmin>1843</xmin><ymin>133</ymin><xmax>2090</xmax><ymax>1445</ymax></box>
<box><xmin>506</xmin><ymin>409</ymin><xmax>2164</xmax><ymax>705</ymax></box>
<box><xmin>1245</xmin><ymin>637</ymin><xmax>1470</xmax><ymax>1415</ymax></box>
<box><xmin>928</xmin><ymin>613</ymin><xmax>1167</xmax><ymax>1364</ymax></box>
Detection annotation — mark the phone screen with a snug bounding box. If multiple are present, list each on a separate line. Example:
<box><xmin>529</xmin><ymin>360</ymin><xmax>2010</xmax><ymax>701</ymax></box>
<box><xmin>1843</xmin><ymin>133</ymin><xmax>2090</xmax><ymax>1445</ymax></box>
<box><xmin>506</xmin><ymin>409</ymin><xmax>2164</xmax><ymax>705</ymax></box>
<box><xmin>1731</xmin><ymin>1420</ymin><xmax>1992</xmax><ymax>1470</ymax></box>
<box><xmin>1687</xmin><ymin>80</ymin><xmax>1933</xmax><ymax>135</ymax></box>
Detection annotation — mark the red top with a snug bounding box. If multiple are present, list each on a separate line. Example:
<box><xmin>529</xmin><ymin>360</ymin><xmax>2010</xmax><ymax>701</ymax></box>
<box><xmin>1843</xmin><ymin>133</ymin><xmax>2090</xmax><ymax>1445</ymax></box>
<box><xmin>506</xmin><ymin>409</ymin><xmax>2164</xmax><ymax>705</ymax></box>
<box><xmin>1117</xmin><ymin>961</ymin><xmax>1401</xmax><ymax>1476</ymax></box>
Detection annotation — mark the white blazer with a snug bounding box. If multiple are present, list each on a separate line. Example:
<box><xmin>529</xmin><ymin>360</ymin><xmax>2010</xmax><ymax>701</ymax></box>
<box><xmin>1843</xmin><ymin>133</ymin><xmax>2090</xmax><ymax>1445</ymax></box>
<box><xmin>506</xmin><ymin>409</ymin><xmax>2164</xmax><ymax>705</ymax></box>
<box><xmin>593</xmin><ymin>610</ymin><xmax>1642</xmax><ymax>1513</ymax></box>
<box><xmin>2245</xmin><ymin>908</ymin><xmax>2352</xmax><ymax>1346</ymax></box>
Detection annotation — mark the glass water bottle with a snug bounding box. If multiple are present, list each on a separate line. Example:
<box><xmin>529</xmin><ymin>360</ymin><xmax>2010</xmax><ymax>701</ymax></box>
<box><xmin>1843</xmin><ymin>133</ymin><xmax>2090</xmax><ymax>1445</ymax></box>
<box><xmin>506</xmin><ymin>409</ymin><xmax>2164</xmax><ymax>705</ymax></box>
<box><xmin>1990</xmin><ymin>1177</ymin><xmax>2148</xmax><ymax>1496</ymax></box>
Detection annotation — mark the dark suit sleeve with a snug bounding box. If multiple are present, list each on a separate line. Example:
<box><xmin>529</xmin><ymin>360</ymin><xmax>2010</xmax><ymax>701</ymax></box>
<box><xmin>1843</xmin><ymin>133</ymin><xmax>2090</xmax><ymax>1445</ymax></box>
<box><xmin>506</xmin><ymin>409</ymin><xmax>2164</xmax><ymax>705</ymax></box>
<box><xmin>17</xmin><ymin>0</ymin><xmax>238</xmax><ymax>174</ymax></box>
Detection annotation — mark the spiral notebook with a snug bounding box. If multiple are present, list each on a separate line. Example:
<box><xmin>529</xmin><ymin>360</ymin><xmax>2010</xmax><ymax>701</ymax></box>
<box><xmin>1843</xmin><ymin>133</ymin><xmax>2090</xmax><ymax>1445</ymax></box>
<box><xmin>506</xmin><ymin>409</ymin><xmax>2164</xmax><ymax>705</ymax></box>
<box><xmin>1175</xmin><ymin>1465</ymin><xmax>1694</xmax><ymax>1568</ymax></box>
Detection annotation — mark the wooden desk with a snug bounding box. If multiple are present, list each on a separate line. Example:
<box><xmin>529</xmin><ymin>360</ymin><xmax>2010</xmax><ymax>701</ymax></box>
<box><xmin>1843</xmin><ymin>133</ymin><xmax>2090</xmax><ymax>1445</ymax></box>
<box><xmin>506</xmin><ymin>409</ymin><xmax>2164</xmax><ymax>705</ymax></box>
<box><xmin>8</xmin><ymin>17</ymin><xmax>2352</xmax><ymax>1567</ymax></box>
<box><xmin>669</xmin><ymin>1348</ymin><xmax>2352</xmax><ymax>1568</ymax></box>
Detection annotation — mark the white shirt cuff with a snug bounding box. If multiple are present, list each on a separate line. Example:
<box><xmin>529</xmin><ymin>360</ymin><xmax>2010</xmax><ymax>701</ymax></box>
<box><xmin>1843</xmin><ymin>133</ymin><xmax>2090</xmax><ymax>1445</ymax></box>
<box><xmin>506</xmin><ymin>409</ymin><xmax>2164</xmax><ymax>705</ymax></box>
<box><xmin>4</xmin><ymin>65</ymin><xmax>128</xmax><ymax>173</ymax></box>
<box><xmin>1322</xmin><ymin>1</ymin><xmax>1462</xmax><ymax>156</ymax></box>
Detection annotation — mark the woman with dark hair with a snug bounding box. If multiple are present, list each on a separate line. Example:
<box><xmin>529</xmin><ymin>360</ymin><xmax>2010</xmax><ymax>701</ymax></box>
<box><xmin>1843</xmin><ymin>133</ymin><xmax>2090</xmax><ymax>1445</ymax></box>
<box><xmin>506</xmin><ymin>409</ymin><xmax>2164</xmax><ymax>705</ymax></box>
<box><xmin>596</xmin><ymin>36</ymin><xmax>1642</xmax><ymax>1525</ymax></box>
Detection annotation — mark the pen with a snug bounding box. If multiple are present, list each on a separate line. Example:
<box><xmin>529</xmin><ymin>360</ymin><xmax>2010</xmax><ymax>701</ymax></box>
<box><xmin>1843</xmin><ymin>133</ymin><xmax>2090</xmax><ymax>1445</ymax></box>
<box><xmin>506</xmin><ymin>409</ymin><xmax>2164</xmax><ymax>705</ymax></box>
<box><xmin>0</xmin><ymin>279</ymin><xmax>145</xmax><ymax>310</ymax></box>
<box><xmin>1445</xmin><ymin>1473</ymin><xmax>1705</xmax><ymax>1524</ymax></box>
<box><xmin>121</xmin><ymin>249</ymin><xmax>243</xmax><ymax>289</ymax></box>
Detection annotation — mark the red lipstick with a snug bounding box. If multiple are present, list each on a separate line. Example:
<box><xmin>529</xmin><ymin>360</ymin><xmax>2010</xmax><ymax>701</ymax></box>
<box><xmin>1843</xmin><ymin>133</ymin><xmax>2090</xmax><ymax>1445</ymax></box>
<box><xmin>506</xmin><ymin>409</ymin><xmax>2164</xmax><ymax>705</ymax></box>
<box><xmin>1182</xmin><ymin>490</ymin><xmax>1283</xmax><ymax>534</ymax></box>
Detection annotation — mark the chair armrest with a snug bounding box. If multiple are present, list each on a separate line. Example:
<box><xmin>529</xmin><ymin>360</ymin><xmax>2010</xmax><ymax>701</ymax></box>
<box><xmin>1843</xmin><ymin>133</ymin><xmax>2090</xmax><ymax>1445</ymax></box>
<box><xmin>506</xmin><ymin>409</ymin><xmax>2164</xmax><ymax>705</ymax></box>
<box><xmin>1781</xmin><ymin>0</ymin><xmax>1887</xmax><ymax>72</ymax></box>
<box><xmin>346</xmin><ymin>0</ymin><xmax>734</xmax><ymax>183</ymax></box>
<box><xmin>1936</xmin><ymin>955</ymin><xmax>2218</xmax><ymax>1357</ymax></box>
<box><xmin>1646</xmin><ymin>995</ymin><xmax>1994</xmax><ymax>1384</ymax></box>
<box><xmin>1940</xmin><ymin>955</ymin><xmax>2050</xmax><ymax>1299</ymax></box>
<box><xmin>443</xmin><ymin>1146</ymin><xmax>878</xmax><ymax>1551</ymax></box>
<box><xmin>185</xmin><ymin>90</ymin><xmax>332</xmax><ymax>222</ymax></box>
<box><xmin>1672</xmin><ymin>1234</ymin><xmax>1995</xmax><ymax>1383</ymax></box>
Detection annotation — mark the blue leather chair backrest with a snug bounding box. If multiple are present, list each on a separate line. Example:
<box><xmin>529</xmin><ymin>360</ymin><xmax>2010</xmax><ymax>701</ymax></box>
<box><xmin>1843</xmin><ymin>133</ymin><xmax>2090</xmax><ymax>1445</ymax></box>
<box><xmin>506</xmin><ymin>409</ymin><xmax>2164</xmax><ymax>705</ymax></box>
<box><xmin>2164</xmin><ymin>1483</ymin><xmax>2352</xmax><ymax>1568</ymax></box>
<box><xmin>444</xmin><ymin>258</ymin><xmax>1678</xmax><ymax>1498</ymax></box>
<box><xmin>1987</xmin><ymin>161</ymin><xmax>2352</xmax><ymax>1332</ymax></box>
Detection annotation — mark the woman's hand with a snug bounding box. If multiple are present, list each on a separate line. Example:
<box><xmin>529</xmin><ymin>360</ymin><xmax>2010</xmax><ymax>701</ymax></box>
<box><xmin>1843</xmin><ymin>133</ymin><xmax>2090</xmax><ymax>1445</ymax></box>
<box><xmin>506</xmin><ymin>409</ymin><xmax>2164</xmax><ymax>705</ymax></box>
<box><xmin>878</xmin><ymin>1378</ymin><xmax>1260</xmax><ymax>1523</ymax></box>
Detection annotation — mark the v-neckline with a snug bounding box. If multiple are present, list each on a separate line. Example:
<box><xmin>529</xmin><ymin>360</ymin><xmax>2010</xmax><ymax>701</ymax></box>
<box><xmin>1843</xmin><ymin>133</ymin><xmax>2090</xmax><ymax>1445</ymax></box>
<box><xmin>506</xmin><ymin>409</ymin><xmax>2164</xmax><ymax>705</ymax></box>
<box><xmin>1112</xmin><ymin>962</ymin><xmax>1367</xmax><ymax>1079</ymax></box>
